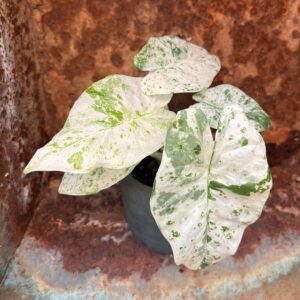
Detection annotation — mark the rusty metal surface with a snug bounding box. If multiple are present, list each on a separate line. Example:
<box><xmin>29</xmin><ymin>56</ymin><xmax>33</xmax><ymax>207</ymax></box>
<box><xmin>0</xmin><ymin>0</ymin><xmax>51</xmax><ymax>280</ymax></box>
<box><xmin>0</xmin><ymin>0</ymin><xmax>299</xmax><ymax>298</ymax></box>
<box><xmin>25</xmin><ymin>0</ymin><xmax>300</xmax><ymax>131</ymax></box>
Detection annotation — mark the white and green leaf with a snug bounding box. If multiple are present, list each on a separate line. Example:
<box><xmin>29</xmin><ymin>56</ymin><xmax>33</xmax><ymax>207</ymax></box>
<box><xmin>150</xmin><ymin>104</ymin><xmax>272</xmax><ymax>270</ymax></box>
<box><xmin>59</xmin><ymin>166</ymin><xmax>135</xmax><ymax>196</ymax></box>
<box><xmin>24</xmin><ymin>75</ymin><xmax>175</xmax><ymax>174</ymax></box>
<box><xmin>134</xmin><ymin>36</ymin><xmax>220</xmax><ymax>95</ymax></box>
<box><xmin>192</xmin><ymin>84</ymin><xmax>271</xmax><ymax>132</ymax></box>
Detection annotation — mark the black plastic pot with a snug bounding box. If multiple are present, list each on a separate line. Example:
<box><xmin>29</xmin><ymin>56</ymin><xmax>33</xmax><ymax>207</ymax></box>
<box><xmin>119</xmin><ymin>174</ymin><xmax>172</xmax><ymax>254</ymax></box>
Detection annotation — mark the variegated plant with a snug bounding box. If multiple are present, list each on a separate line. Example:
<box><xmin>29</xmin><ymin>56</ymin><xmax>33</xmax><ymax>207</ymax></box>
<box><xmin>150</xmin><ymin>104</ymin><xmax>271</xmax><ymax>270</ymax></box>
<box><xmin>25</xmin><ymin>35</ymin><xmax>272</xmax><ymax>270</ymax></box>
<box><xmin>24</xmin><ymin>75</ymin><xmax>175</xmax><ymax>195</ymax></box>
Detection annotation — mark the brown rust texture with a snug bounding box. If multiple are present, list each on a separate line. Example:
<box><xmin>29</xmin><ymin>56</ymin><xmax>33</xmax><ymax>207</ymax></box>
<box><xmin>1</xmin><ymin>0</ymin><xmax>299</xmax><ymax>282</ymax></box>
<box><xmin>28</xmin><ymin>180</ymin><xmax>172</xmax><ymax>280</ymax></box>
<box><xmin>0</xmin><ymin>1</ymin><xmax>52</xmax><ymax>279</ymax></box>
<box><xmin>26</xmin><ymin>0</ymin><xmax>300</xmax><ymax>131</ymax></box>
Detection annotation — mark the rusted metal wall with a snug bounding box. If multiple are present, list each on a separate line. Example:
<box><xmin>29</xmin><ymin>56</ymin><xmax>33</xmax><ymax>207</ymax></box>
<box><xmin>0</xmin><ymin>0</ymin><xmax>299</xmax><ymax>299</ymax></box>
<box><xmin>26</xmin><ymin>0</ymin><xmax>300</xmax><ymax>130</ymax></box>
<box><xmin>0</xmin><ymin>0</ymin><xmax>52</xmax><ymax>280</ymax></box>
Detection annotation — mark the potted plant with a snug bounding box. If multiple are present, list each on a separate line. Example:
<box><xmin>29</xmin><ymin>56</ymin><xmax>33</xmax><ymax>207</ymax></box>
<box><xmin>24</xmin><ymin>36</ymin><xmax>272</xmax><ymax>270</ymax></box>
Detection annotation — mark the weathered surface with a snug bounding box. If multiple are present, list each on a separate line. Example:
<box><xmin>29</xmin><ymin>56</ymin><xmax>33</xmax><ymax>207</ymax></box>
<box><xmin>0</xmin><ymin>0</ymin><xmax>300</xmax><ymax>298</ymax></box>
<box><xmin>1</xmin><ymin>170</ymin><xmax>300</xmax><ymax>299</ymax></box>
<box><xmin>0</xmin><ymin>1</ymin><xmax>52</xmax><ymax>280</ymax></box>
<box><xmin>25</xmin><ymin>0</ymin><xmax>300</xmax><ymax>130</ymax></box>
<box><xmin>22</xmin><ymin>180</ymin><xmax>173</xmax><ymax>280</ymax></box>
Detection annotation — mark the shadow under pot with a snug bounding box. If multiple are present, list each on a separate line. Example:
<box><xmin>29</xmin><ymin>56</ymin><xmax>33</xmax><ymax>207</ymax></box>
<box><xmin>119</xmin><ymin>157</ymin><xmax>172</xmax><ymax>254</ymax></box>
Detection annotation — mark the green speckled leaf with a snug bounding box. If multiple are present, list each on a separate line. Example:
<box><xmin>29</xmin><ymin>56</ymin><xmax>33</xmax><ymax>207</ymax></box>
<box><xmin>150</xmin><ymin>104</ymin><xmax>272</xmax><ymax>270</ymax></box>
<box><xmin>24</xmin><ymin>75</ymin><xmax>174</xmax><ymax>173</ymax></box>
<box><xmin>59</xmin><ymin>166</ymin><xmax>135</xmax><ymax>196</ymax></box>
<box><xmin>192</xmin><ymin>84</ymin><xmax>271</xmax><ymax>132</ymax></box>
<box><xmin>134</xmin><ymin>36</ymin><xmax>220</xmax><ymax>95</ymax></box>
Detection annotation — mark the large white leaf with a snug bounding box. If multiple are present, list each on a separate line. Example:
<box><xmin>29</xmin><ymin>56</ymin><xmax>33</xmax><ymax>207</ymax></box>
<box><xmin>59</xmin><ymin>166</ymin><xmax>135</xmax><ymax>196</ymax></box>
<box><xmin>24</xmin><ymin>75</ymin><xmax>174</xmax><ymax>174</ymax></box>
<box><xmin>192</xmin><ymin>84</ymin><xmax>271</xmax><ymax>132</ymax></box>
<box><xmin>150</xmin><ymin>104</ymin><xmax>272</xmax><ymax>270</ymax></box>
<box><xmin>134</xmin><ymin>36</ymin><xmax>220</xmax><ymax>95</ymax></box>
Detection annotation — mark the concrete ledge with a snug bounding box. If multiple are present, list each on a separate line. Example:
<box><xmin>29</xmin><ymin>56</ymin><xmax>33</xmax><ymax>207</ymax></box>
<box><xmin>1</xmin><ymin>175</ymin><xmax>300</xmax><ymax>299</ymax></box>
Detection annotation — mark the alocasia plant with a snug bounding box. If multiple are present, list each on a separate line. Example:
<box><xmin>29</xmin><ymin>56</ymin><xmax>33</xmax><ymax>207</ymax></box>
<box><xmin>24</xmin><ymin>35</ymin><xmax>272</xmax><ymax>270</ymax></box>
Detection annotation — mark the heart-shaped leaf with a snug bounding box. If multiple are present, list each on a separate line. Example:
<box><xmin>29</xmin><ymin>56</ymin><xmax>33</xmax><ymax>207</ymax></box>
<box><xmin>192</xmin><ymin>84</ymin><xmax>271</xmax><ymax>132</ymax></box>
<box><xmin>24</xmin><ymin>75</ymin><xmax>174</xmax><ymax>174</ymax></box>
<box><xmin>134</xmin><ymin>36</ymin><xmax>220</xmax><ymax>95</ymax></box>
<box><xmin>150</xmin><ymin>104</ymin><xmax>272</xmax><ymax>270</ymax></box>
<box><xmin>59</xmin><ymin>166</ymin><xmax>135</xmax><ymax>195</ymax></box>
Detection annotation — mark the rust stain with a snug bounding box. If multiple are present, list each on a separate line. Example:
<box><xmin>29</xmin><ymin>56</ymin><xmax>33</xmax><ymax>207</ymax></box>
<box><xmin>110</xmin><ymin>52</ymin><xmax>124</xmax><ymax>68</ymax></box>
<box><xmin>28</xmin><ymin>179</ymin><xmax>172</xmax><ymax>280</ymax></box>
<box><xmin>0</xmin><ymin>0</ymin><xmax>52</xmax><ymax>276</ymax></box>
<box><xmin>266</xmin><ymin>130</ymin><xmax>300</xmax><ymax>167</ymax></box>
<box><xmin>262</xmin><ymin>127</ymin><xmax>291</xmax><ymax>145</ymax></box>
<box><xmin>23</xmin><ymin>0</ymin><xmax>299</xmax><ymax>133</ymax></box>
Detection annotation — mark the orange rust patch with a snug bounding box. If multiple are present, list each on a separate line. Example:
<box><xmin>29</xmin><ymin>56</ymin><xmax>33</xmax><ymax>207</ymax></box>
<box><xmin>262</xmin><ymin>127</ymin><xmax>291</xmax><ymax>145</ymax></box>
